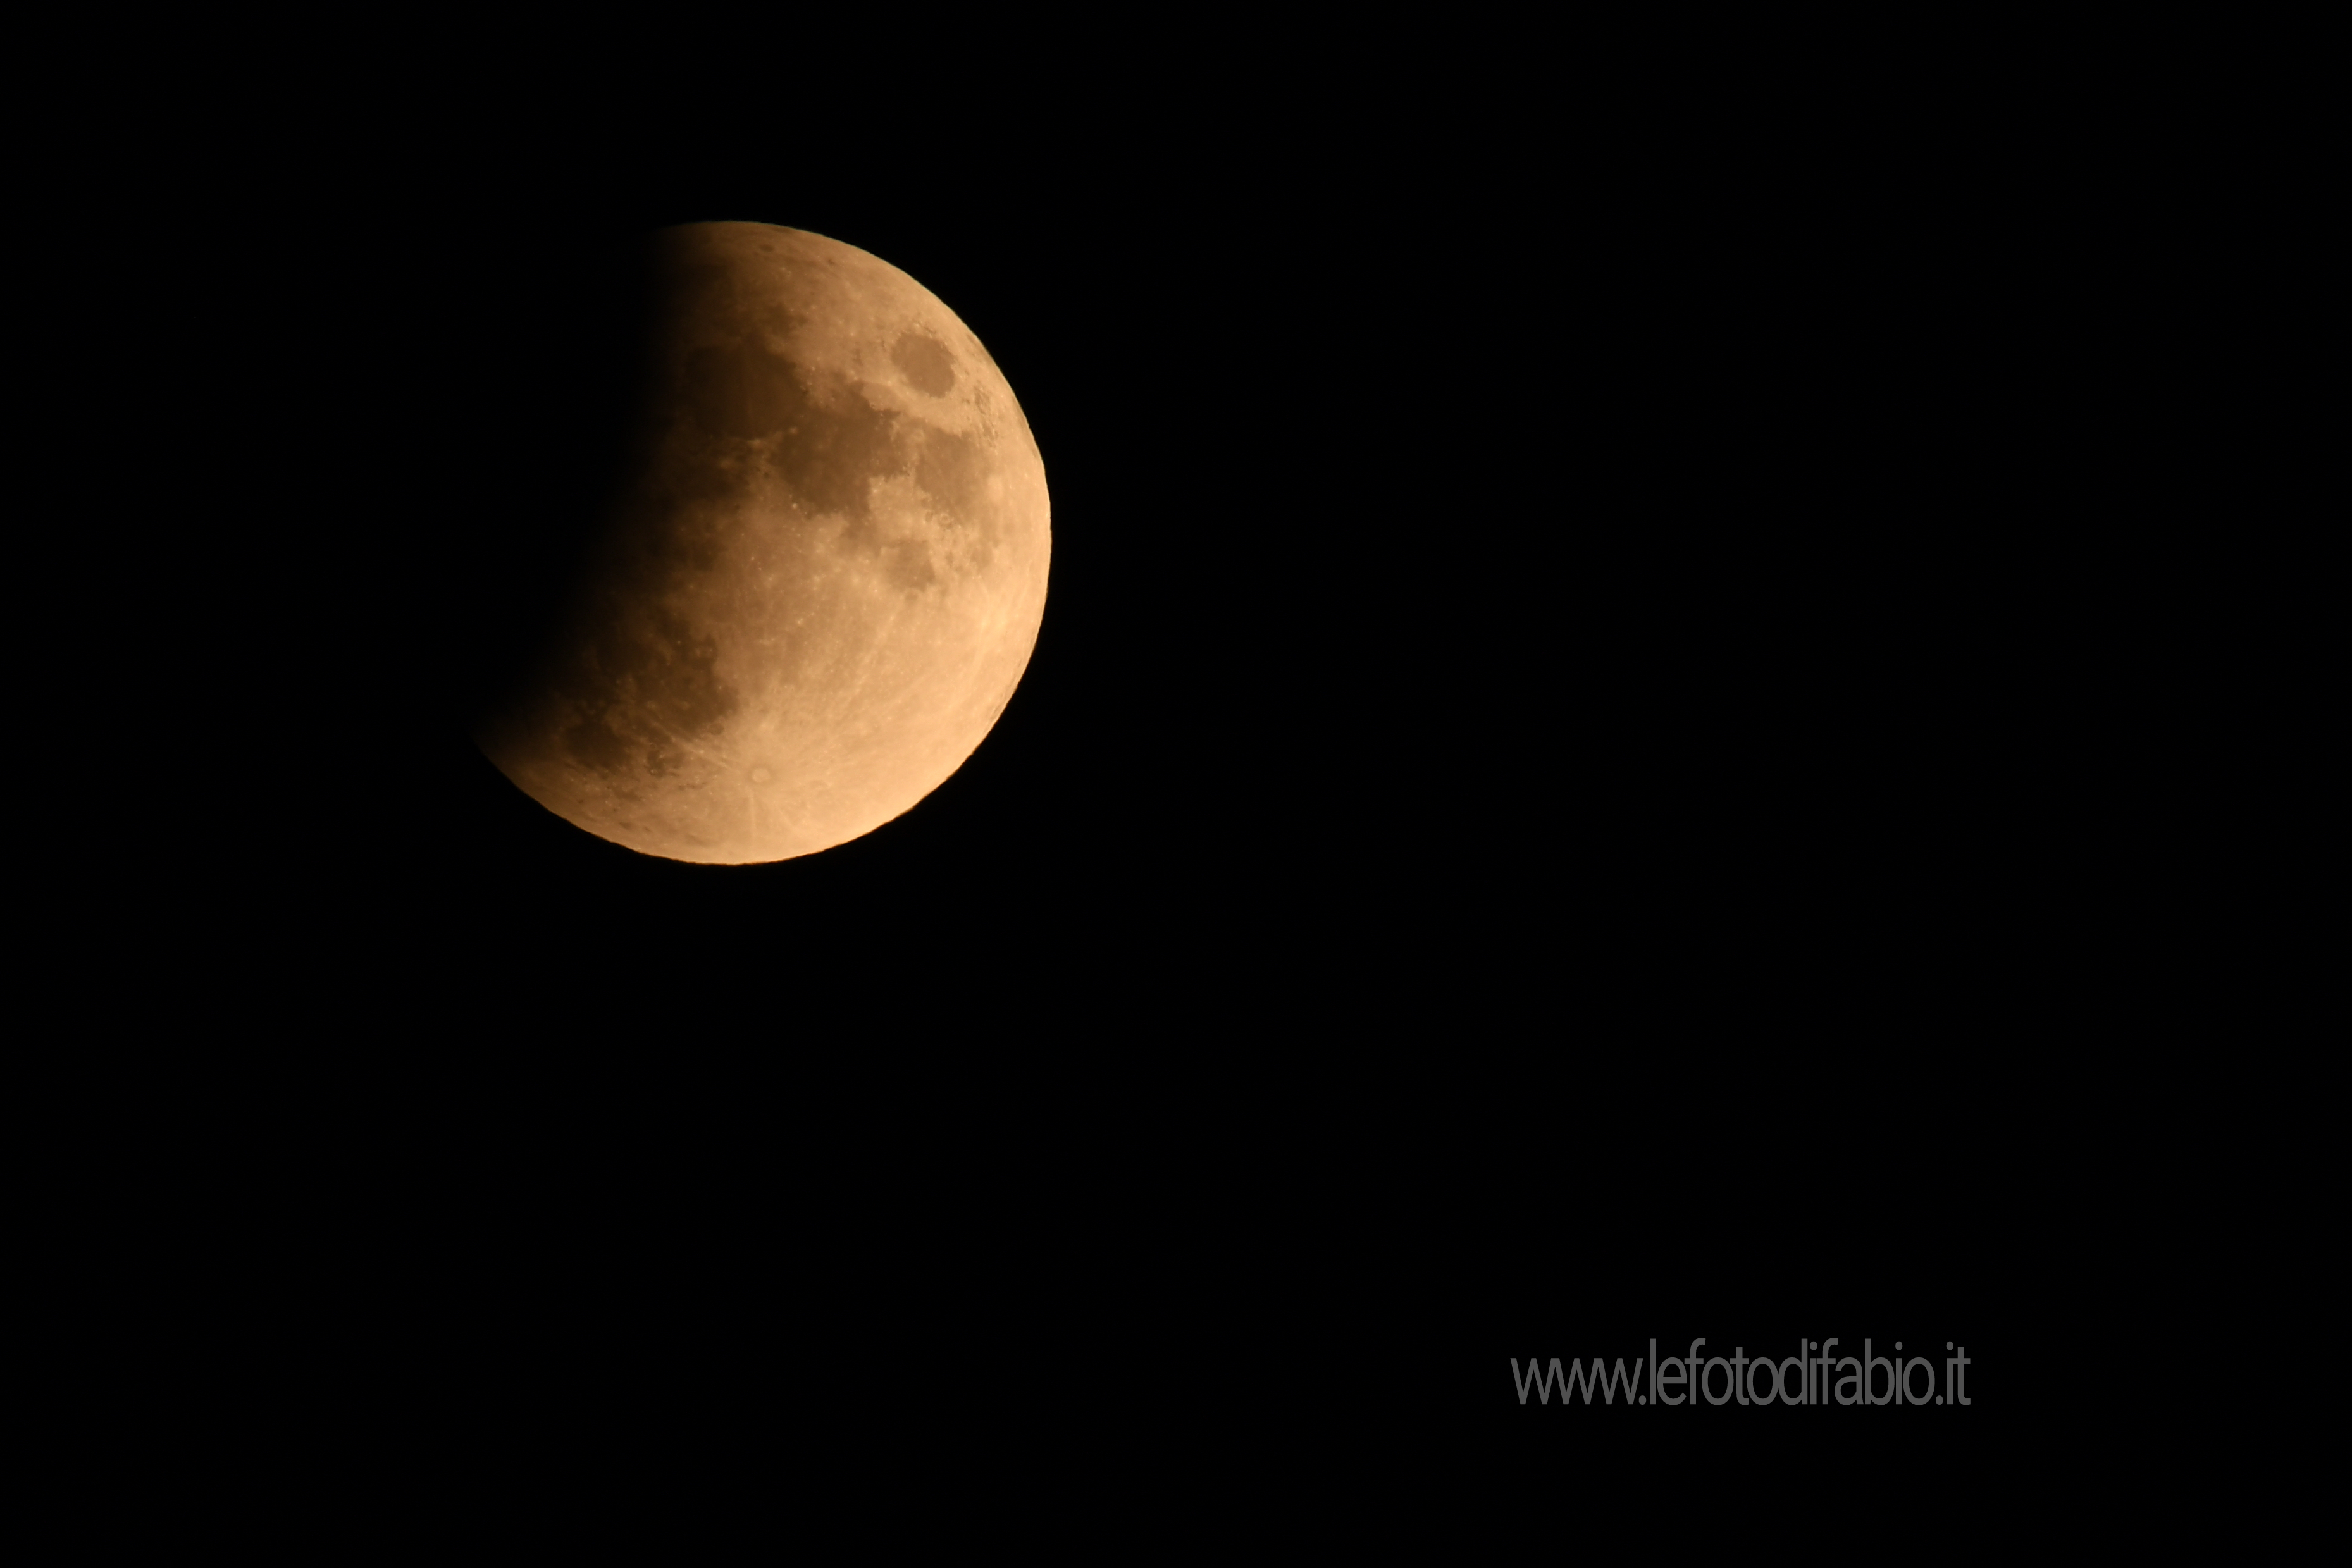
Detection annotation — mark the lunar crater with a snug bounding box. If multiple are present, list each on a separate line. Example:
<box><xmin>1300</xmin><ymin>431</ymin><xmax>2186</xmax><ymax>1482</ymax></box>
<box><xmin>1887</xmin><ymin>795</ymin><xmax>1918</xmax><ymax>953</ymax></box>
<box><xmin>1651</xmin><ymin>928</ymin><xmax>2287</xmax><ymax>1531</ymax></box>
<box><xmin>891</xmin><ymin>330</ymin><xmax>958</xmax><ymax>397</ymax></box>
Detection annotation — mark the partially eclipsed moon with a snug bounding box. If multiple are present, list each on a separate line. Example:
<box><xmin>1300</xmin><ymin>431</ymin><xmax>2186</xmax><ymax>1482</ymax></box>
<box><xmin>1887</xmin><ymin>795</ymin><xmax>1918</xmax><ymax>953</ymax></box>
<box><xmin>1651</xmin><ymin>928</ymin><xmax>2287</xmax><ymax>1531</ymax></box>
<box><xmin>473</xmin><ymin>221</ymin><xmax>1049</xmax><ymax>863</ymax></box>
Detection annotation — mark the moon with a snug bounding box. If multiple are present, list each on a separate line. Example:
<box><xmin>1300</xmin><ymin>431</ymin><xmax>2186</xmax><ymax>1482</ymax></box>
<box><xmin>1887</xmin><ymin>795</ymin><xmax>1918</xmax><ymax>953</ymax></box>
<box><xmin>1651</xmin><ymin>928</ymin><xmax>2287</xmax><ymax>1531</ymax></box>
<box><xmin>472</xmin><ymin>221</ymin><xmax>1049</xmax><ymax>863</ymax></box>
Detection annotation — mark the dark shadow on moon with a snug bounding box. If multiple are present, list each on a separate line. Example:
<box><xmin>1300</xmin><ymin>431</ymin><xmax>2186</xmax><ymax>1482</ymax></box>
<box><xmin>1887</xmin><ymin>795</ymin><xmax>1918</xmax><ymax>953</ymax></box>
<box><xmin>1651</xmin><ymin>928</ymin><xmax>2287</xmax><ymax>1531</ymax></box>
<box><xmin>463</xmin><ymin>223</ymin><xmax>1033</xmax><ymax>825</ymax></box>
<box><xmin>452</xmin><ymin>235</ymin><xmax>677</xmax><ymax>751</ymax></box>
<box><xmin>548</xmin><ymin>594</ymin><xmax>736</xmax><ymax>779</ymax></box>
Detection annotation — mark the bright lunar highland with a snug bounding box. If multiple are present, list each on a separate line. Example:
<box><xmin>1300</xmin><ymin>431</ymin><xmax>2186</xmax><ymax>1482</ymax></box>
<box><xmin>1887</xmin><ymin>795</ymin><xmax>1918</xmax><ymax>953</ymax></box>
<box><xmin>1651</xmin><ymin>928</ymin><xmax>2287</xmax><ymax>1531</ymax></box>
<box><xmin>474</xmin><ymin>221</ymin><xmax>1050</xmax><ymax>863</ymax></box>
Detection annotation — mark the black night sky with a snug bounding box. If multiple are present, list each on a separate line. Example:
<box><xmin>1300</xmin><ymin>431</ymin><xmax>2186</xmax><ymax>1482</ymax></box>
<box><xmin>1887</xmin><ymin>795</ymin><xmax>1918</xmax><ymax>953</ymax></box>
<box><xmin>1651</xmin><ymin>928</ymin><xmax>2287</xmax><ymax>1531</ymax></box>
<box><xmin>125</xmin><ymin>52</ymin><xmax>2150</xmax><ymax>1504</ymax></box>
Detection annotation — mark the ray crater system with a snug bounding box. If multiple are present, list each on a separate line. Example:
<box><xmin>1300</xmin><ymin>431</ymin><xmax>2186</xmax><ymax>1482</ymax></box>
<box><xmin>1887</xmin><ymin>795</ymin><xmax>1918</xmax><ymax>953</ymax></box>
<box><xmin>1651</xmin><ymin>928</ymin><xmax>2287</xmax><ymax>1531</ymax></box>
<box><xmin>471</xmin><ymin>221</ymin><xmax>1051</xmax><ymax>863</ymax></box>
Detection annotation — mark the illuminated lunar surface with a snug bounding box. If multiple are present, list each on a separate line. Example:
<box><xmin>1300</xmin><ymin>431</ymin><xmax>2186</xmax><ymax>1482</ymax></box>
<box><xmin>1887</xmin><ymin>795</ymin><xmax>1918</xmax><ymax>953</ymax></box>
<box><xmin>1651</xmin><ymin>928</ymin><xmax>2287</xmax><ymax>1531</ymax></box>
<box><xmin>474</xmin><ymin>221</ymin><xmax>1049</xmax><ymax>863</ymax></box>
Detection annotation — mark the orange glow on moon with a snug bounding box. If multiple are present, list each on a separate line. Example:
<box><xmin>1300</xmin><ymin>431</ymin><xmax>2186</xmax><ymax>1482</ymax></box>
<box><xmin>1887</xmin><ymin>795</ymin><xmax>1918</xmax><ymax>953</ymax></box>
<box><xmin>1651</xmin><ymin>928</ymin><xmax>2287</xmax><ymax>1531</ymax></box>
<box><xmin>473</xmin><ymin>222</ymin><xmax>1049</xmax><ymax>863</ymax></box>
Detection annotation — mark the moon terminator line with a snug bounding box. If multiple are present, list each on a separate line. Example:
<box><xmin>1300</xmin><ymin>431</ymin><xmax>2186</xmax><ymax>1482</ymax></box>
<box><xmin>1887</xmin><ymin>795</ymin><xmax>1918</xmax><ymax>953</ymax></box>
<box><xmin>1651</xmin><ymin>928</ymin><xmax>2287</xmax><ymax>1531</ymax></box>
<box><xmin>473</xmin><ymin>221</ymin><xmax>1051</xmax><ymax>863</ymax></box>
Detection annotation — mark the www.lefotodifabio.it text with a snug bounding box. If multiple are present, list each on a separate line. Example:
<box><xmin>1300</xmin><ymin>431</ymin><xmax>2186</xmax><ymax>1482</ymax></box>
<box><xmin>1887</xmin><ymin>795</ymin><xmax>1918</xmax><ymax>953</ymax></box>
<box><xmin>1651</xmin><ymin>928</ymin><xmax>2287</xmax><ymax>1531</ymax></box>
<box><xmin>1512</xmin><ymin>1342</ymin><xmax>1972</xmax><ymax>1406</ymax></box>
